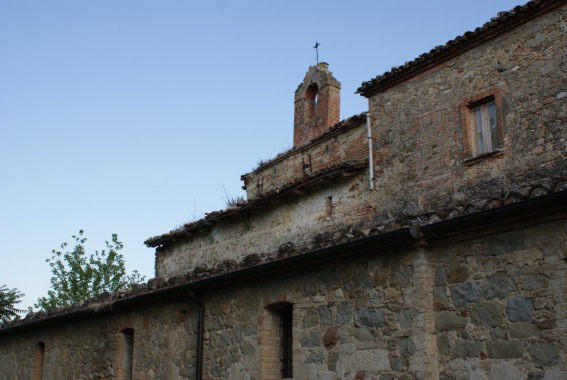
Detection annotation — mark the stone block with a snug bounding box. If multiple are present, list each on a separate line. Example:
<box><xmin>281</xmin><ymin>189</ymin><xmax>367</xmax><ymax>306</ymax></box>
<box><xmin>447</xmin><ymin>263</ymin><xmax>470</xmax><ymax>284</ymax></box>
<box><xmin>481</xmin><ymin>272</ymin><xmax>517</xmax><ymax>300</ymax></box>
<box><xmin>486</xmin><ymin>230</ymin><xmax>525</xmax><ymax>256</ymax></box>
<box><xmin>389</xmin><ymin>356</ymin><xmax>405</xmax><ymax>372</ymax></box>
<box><xmin>389</xmin><ymin>266</ymin><xmax>412</xmax><ymax>287</ymax></box>
<box><xmin>487</xmin><ymin>340</ymin><xmax>524</xmax><ymax>359</ymax></box>
<box><xmin>480</xmin><ymin>256</ymin><xmax>503</xmax><ymax>271</ymax></box>
<box><xmin>451</xmin><ymin>282</ymin><xmax>480</xmax><ymax>307</ymax></box>
<box><xmin>319</xmin><ymin>306</ymin><xmax>332</xmax><ymax>326</ymax></box>
<box><xmin>300</xmin><ymin>331</ymin><xmax>320</xmax><ymax>348</ymax></box>
<box><xmin>336</xmin><ymin>348</ymin><xmax>390</xmax><ymax>374</ymax></box>
<box><xmin>435</xmin><ymin>267</ymin><xmax>447</xmax><ymax>286</ymax></box>
<box><xmin>398</xmin><ymin>336</ymin><xmax>416</xmax><ymax>357</ymax></box>
<box><xmin>327</xmin><ymin>350</ymin><xmax>339</xmax><ymax>371</ymax></box>
<box><xmin>506</xmin><ymin>297</ymin><xmax>535</xmax><ymax>322</ymax></box>
<box><xmin>436</xmin><ymin>334</ymin><xmax>451</xmax><ymax>356</ymax></box>
<box><xmin>490</xmin><ymin>327</ymin><xmax>508</xmax><ymax>340</ymax></box>
<box><xmin>351</xmin><ymin>326</ymin><xmax>375</xmax><ymax>343</ymax></box>
<box><xmin>521</xmin><ymin>274</ymin><xmax>548</xmax><ymax>291</ymax></box>
<box><xmin>353</xmin><ymin>271</ymin><xmax>375</xmax><ymax>290</ymax></box>
<box><xmin>322</xmin><ymin>326</ymin><xmax>340</xmax><ymax>347</ymax></box>
<box><xmin>239</xmin><ymin>341</ymin><xmax>255</xmax><ymax>356</ymax></box>
<box><xmin>305</xmin><ymin>349</ymin><xmax>325</xmax><ymax>364</ymax></box>
<box><xmin>433</xmin><ymin>286</ymin><xmax>449</xmax><ymax>311</ymax></box>
<box><xmin>336</xmin><ymin>303</ymin><xmax>353</xmax><ymax>325</ymax></box>
<box><xmin>509</xmin><ymin>322</ymin><xmax>541</xmax><ymax>338</ymax></box>
<box><xmin>488</xmin><ymin>361</ymin><xmax>523</xmax><ymax>379</ymax></box>
<box><xmin>527</xmin><ymin>342</ymin><xmax>560</xmax><ymax>368</ymax></box>
<box><xmin>303</xmin><ymin>308</ymin><xmax>320</xmax><ymax>328</ymax></box>
<box><xmin>356</xmin><ymin>308</ymin><xmax>386</xmax><ymax>328</ymax></box>
<box><xmin>471</xmin><ymin>302</ymin><xmax>504</xmax><ymax>328</ymax></box>
<box><xmin>527</xmin><ymin>371</ymin><xmax>544</xmax><ymax>380</ymax></box>
<box><xmin>435</xmin><ymin>311</ymin><xmax>468</xmax><ymax>331</ymax></box>
<box><xmin>453</xmin><ymin>340</ymin><xmax>484</xmax><ymax>358</ymax></box>
<box><xmin>397</xmin><ymin>308</ymin><xmax>418</xmax><ymax>330</ymax></box>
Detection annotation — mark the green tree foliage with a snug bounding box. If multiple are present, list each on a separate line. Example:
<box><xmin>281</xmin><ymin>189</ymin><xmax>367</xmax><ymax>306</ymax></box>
<box><xmin>35</xmin><ymin>230</ymin><xmax>145</xmax><ymax>311</ymax></box>
<box><xmin>0</xmin><ymin>285</ymin><xmax>25</xmax><ymax>323</ymax></box>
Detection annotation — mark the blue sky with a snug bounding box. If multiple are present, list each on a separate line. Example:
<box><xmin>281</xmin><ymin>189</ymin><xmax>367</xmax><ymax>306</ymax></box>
<box><xmin>1</xmin><ymin>0</ymin><xmax>523</xmax><ymax>310</ymax></box>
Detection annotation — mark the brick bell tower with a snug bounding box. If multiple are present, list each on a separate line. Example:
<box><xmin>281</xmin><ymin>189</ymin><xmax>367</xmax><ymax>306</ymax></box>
<box><xmin>293</xmin><ymin>62</ymin><xmax>341</xmax><ymax>147</ymax></box>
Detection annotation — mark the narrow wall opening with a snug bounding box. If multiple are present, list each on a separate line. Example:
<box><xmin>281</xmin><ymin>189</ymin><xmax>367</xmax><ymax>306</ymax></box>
<box><xmin>118</xmin><ymin>328</ymin><xmax>134</xmax><ymax>380</ymax></box>
<box><xmin>305</xmin><ymin>83</ymin><xmax>319</xmax><ymax>124</ymax></box>
<box><xmin>32</xmin><ymin>342</ymin><xmax>45</xmax><ymax>380</ymax></box>
<box><xmin>263</xmin><ymin>302</ymin><xmax>294</xmax><ymax>379</ymax></box>
<box><xmin>325</xmin><ymin>196</ymin><xmax>333</xmax><ymax>217</ymax></box>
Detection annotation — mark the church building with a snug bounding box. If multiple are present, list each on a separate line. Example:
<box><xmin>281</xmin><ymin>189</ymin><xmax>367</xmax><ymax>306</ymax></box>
<box><xmin>1</xmin><ymin>1</ymin><xmax>566</xmax><ymax>379</ymax></box>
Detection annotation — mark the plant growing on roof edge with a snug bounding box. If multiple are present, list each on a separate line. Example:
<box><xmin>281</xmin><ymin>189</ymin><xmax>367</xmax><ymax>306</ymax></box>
<box><xmin>35</xmin><ymin>230</ymin><xmax>145</xmax><ymax>312</ymax></box>
<box><xmin>0</xmin><ymin>285</ymin><xmax>25</xmax><ymax>323</ymax></box>
<box><xmin>253</xmin><ymin>145</ymin><xmax>295</xmax><ymax>171</ymax></box>
<box><xmin>222</xmin><ymin>183</ymin><xmax>246</xmax><ymax>209</ymax></box>
<box><xmin>225</xmin><ymin>195</ymin><xmax>246</xmax><ymax>208</ymax></box>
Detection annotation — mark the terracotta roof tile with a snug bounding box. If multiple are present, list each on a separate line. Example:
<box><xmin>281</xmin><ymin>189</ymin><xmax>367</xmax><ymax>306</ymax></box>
<box><xmin>4</xmin><ymin>0</ymin><xmax>566</xmax><ymax>333</ymax></box>
<box><xmin>3</xmin><ymin>178</ymin><xmax>566</xmax><ymax>332</ymax></box>
<box><xmin>356</xmin><ymin>0</ymin><xmax>561</xmax><ymax>97</ymax></box>
<box><xmin>144</xmin><ymin>159</ymin><xmax>368</xmax><ymax>247</ymax></box>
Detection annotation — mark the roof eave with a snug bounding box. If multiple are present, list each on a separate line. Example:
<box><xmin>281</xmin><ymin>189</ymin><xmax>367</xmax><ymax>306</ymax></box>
<box><xmin>357</xmin><ymin>0</ymin><xmax>564</xmax><ymax>98</ymax></box>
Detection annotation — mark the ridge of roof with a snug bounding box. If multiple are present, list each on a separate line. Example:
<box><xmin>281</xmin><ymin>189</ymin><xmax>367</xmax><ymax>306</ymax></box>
<box><xmin>356</xmin><ymin>0</ymin><xmax>563</xmax><ymax>97</ymax></box>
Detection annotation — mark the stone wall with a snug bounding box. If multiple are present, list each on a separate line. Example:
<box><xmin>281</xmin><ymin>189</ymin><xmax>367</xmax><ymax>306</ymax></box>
<box><xmin>431</xmin><ymin>217</ymin><xmax>567</xmax><ymax>379</ymax></box>
<box><xmin>155</xmin><ymin>173</ymin><xmax>371</xmax><ymax>278</ymax></box>
<box><xmin>154</xmin><ymin>4</ymin><xmax>566</xmax><ymax>278</ymax></box>
<box><xmin>2</xmin><ymin>4</ymin><xmax>565</xmax><ymax>380</ymax></box>
<box><xmin>4</xmin><ymin>216</ymin><xmax>565</xmax><ymax>379</ymax></box>
<box><xmin>196</xmin><ymin>218</ymin><xmax>566</xmax><ymax>379</ymax></box>
<box><xmin>0</xmin><ymin>300</ymin><xmax>199</xmax><ymax>380</ymax></box>
<box><xmin>243</xmin><ymin>115</ymin><xmax>367</xmax><ymax>200</ymax></box>
<box><xmin>199</xmin><ymin>246</ymin><xmax>426</xmax><ymax>379</ymax></box>
<box><xmin>367</xmin><ymin>3</ymin><xmax>567</xmax><ymax>217</ymax></box>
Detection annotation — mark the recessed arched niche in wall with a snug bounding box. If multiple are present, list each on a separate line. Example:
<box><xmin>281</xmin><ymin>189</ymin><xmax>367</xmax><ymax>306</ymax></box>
<box><xmin>305</xmin><ymin>83</ymin><xmax>319</xmax><ymax>123</ymax></box>
<box><xmin>32</xmin><ymin>342</ymin><xmax>45</xmax><ymax>380</ymax></box>
<box><xmin>117</xmin><ymin>328</ymin><xmax>134</xmax><ymax>380</ymax></box>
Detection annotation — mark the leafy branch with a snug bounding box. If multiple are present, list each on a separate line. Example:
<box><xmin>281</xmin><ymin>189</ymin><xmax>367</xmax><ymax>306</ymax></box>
<box><xmin>35</xmin><ymin>230</ymin><xmax>145</xmax><ymax>311</ymax></box>
<box><xmin>0</xmin><ymin>285</ymin><xmax>25</xmax><ymax>324</ymax></box>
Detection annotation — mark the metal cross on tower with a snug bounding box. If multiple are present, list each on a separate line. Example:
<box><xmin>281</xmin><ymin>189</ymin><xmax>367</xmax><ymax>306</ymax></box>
<box><xmin>313</xmin><ymin>41</ymin><xmax>320</xmax><ymax>64</ymax></box>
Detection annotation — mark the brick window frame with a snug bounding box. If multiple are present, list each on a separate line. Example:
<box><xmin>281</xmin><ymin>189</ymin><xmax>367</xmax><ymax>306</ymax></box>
<box><xmin>262</xmin><ymin>302</ymin><xmax>294</xmax><ymax>380</ymax></box>
<box><xmin>460</xmin><ymin>88</ymin><xmax>505</xmax><ymax>163</ymax></box>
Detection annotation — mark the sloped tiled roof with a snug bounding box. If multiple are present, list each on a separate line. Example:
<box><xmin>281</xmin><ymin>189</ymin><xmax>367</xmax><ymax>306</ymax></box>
<box><xmin>3</xmin><ymin>178</ymin><xmax>566</xmax><ymax>334</ymax></box>
<box><xmin>144</xmin><ymin>159</ymin><xmax>368</xmax><ymax>248</ymax></box>
<box><xmin>357</xmin><ymin>0</ymin><xmax>564</xmax><ymax>97</ymax></box>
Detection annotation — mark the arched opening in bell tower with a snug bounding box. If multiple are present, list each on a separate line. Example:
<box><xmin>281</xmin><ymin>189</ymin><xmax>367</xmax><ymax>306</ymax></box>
<box><xmin>305</xmin><ymin>83</ymin><xmax>319</xmax><ymax>124</ymax></box>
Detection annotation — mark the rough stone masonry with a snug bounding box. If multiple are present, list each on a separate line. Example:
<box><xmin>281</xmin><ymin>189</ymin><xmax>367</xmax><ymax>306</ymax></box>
<box><xmin>1</xmin><ymin>1</ymin><xmax>566</xmax><ymax>379</ymax></box>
